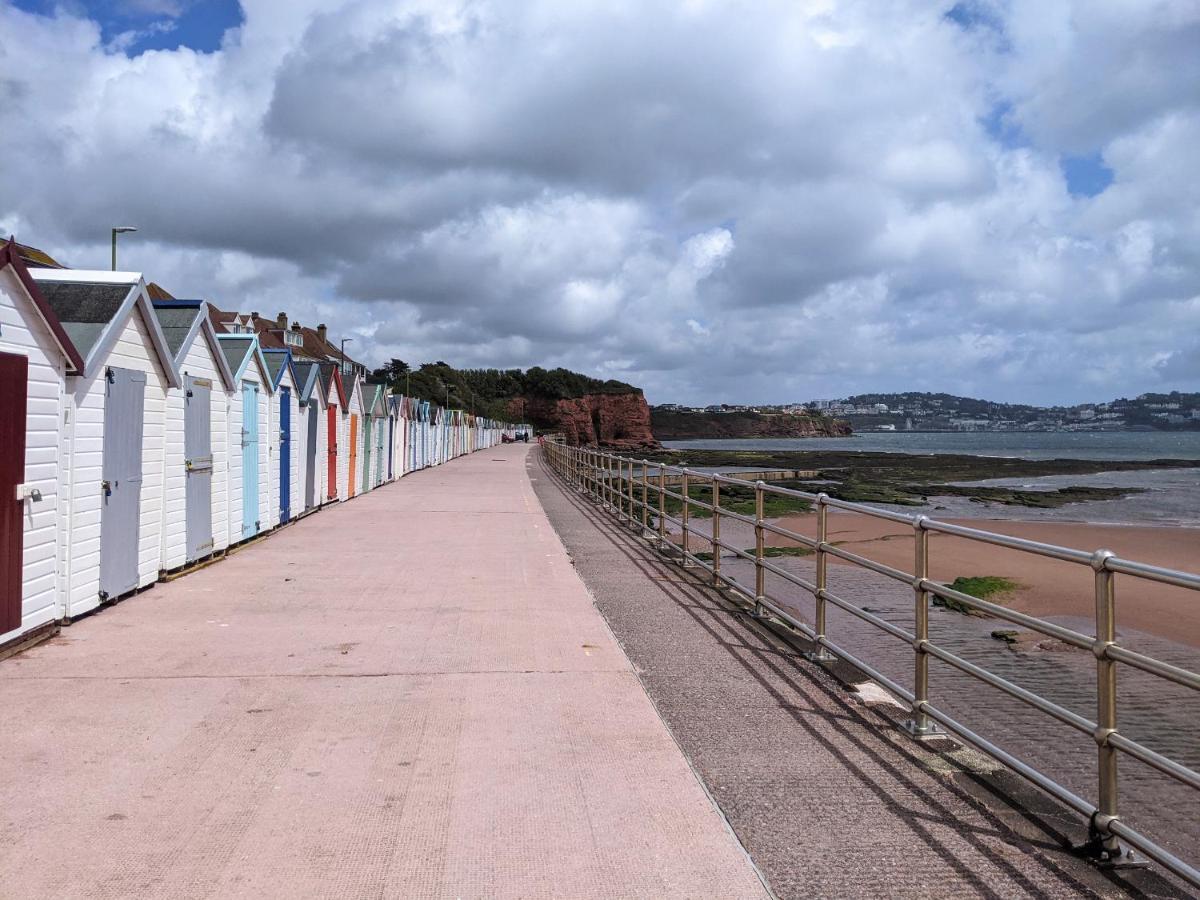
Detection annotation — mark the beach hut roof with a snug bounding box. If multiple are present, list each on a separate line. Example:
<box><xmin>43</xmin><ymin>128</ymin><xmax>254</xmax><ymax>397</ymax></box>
<box><xmin>30</xmin><ymin>268</ymin><xmax>180</xmax><ymax>387</ymax></box>
<box><xmin>0</xmin><ymin>240</ymin><xmax>84</xmax><ymax>373</ymax></box>
<box><xmin>216</xmin><ymin>334</ymin><xmax>273</xmax><ymax>389</ymax></box>
<box><xmin>316</xmin><ymin>361</ymin><xmax>346</xmax><ymax>406</ymax></box>
<box><xmin>291</xmin><ymin>360</ymin><xmax>324</xmax><ymax>405</ymax></box>
<box><xmin>261</xmin><ymin>348</ymin><xmax>297</xmax><ymax>391</ymax></box>
<box><xmin>150</xmin><ymin>300</ymin><xmax>236</xmax><ymax>390</ymax></box>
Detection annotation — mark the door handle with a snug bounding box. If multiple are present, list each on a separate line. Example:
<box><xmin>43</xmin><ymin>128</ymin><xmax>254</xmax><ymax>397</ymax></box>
<box><xmin>102</xmin><ymin>480</ymin><xmax>113</xmax><ymax>496</ymax></box>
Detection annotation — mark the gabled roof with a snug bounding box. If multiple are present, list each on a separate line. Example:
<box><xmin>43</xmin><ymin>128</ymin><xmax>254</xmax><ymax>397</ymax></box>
<box><xmin>261</xmin><ymin>348</ymin><xmax>297</xmax><ymax>391</ymax></box>
<box><xmin>216</xmin><ymin>334</ymin><xmax>273</xmax><ymax>391</ymax></box>
<box><xmin>0</xmin><ymin>240</ymin><xmax>84</xmax><ymax>373</ymax></box>
<box><xmin>150</xmin><ymin>300</ymin><xmax>236</xmax><ymax>391</ymax></box>
<box><xmin>361</xmin><ymin>381</ymin><xmax>387</xmax><ymax>416</ymax></box>
<box><xmin>29</xmin><ymin>268</ymin><xmax>180</xmax><ymax>387</ymax></box>
<box><xmin>291</xmin><ymin>360</ymin><xmax>325</xmax><ymax>406</ymax></box>
<box><xmin>317</xmin><ymin>361</ymin><xmax>346</xmax><ymax>407</ymax></box>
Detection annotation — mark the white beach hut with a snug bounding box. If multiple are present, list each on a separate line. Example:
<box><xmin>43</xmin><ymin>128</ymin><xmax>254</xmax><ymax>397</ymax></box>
<box><xmin>0</xmin><ymin>243</ymin><xmax>86</xmax><ymax>651</ymax></box>
<box><xmin>152</xmin><ymin>300</ymin><xmax>236</xmax><ymax>571</ymax></box>
<box><xmin>262</xmin><ymin>349</ymin><xmax>302</xmax><ymax>526</ymax></box>
<box><xmin>341</xmin><ymin>368</ymin><xmax>364</xmax><ymax>500</ymax></box>
<box><xmin>291</xmin><ymin>360</ymin><xmax>327</xmax><ymax>515</ymax></box>
<box><xmin>216</xmin><ymin>335</ymin><xmax>273</xmax><ymax>543</ymax></box>
<box><xmin>316</xmin><ymin>363</ymin><xmax>346</xmax><ymax>501</ymax></box>
<box><xmin>30</xmin><ymin>268</ymin><xmax>180</xmax><ymax>617</ymax></box>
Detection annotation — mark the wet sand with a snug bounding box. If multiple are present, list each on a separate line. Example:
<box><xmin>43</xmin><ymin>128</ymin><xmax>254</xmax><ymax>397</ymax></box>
<box><xmin>770</xmin><ymin>513</ymin><xmax>1200</xmax><ymax>647</ymax></box>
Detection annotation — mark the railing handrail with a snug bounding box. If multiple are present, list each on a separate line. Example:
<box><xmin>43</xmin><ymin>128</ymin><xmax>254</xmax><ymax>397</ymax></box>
<box><xmin>541</xmin><ymin>442</ymin><xmax>1200</xmax><ymax>890</ymax></box>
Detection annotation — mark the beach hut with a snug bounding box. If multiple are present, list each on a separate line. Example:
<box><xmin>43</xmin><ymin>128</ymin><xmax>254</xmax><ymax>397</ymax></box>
<box><xmin>152</xmin><ymin>300</ymin><xmax>236</xmax><ymax>571</ymax></box>
<box><xmin>0</xmin><ymin>243</ymin><xmax>85</xmax><ymax>649</ymax></box>
<box><xmin>30</xmin><ymin>268</ymin><xmax>180</xmax><ymax>616</ymax></box>
<box><xmin>262</xmin><ymin>349</ymin><xmax>301</xmax><ymax>525</ymax></box>
<box><xmin>341</xmin><ymin>368</ymin><xmax>363</xmax><ymax>499</ymax></box>
<box><xmin>316</xmin><ymin>363</ymin><xmax>346</xmax><ymax>500</ymax></box>
<box><xmin>291</xmin><ymin>361</ymin><xmax>327</xmax><ymax>515</ymax></box>
<box><xmin>216</xmin><ymin>335</ymin><xmax>272</xmax><ymax>542</ymax></box>
<box><xmin>360</xmin><ymin>382</ymin><xmax>387</xmax><ymax>492</ymax></box>
<box><xmin>386</xmin><ymin>393</ymin><xmax>401</xmax><ymax>482</ymax></box>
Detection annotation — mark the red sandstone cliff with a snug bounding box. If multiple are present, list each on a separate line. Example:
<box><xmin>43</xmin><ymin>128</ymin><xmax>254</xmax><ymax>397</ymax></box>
<box><xmin>507</xmin><ymin>392</ymin><xmax>658</xmax><ymax>449</ymax></box>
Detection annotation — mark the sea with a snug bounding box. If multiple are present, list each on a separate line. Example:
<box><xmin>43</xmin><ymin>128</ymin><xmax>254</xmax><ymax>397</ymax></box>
<box><xmin>663</xmin><ymin>431</ymin><xmax>1200</xmax><ymax>526</ymax></box>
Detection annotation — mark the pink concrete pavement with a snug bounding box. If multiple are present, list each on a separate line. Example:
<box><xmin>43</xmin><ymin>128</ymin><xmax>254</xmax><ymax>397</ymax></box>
<box><xmin>0</xmin><ymin>445</ymin><xmax>768</xmax><ymax>899</ymax></box>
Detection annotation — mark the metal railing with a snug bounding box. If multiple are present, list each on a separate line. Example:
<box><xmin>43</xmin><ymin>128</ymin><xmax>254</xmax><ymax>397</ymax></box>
<box><xmin>542</xmin><ymin>440</ymin><xmax>1200</xmax><ymax>889</ymax></box>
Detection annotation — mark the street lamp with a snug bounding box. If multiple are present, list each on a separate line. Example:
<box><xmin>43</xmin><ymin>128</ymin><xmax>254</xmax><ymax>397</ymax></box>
<box><xmin>111</xmin><ymin>226</ymin><xmax>137</xmax><ymax>270</ymax></box>
<box><xmin>339</xmin><ymin>337</ymin><xmax>353</xmax><ymax>375</ymax></box>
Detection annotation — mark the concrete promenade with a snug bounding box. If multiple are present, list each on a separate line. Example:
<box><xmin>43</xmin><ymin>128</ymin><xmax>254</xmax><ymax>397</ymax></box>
<box><xmin>0</xmin><ymin>445</ymin><xmax>768</xmax><ymax>899</ymax></box>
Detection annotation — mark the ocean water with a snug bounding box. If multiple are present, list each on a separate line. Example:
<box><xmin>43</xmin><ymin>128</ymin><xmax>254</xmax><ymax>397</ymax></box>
<box><xmin>663</xmin><ymin>430</ymin><xmax>1200</xmax><ymax>461</ymax></box>
<box><xmin>662</xmin><ymin>432</ymin><xmax>1200</xmax><ymax>526</ymax></box>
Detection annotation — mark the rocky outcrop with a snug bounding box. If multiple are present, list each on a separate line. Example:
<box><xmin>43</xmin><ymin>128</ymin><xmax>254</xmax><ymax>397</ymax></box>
<box><xmin>651</xmin><ymin>410</ymin><xmax>852</xmax><ymax>440</ymax></box>
<box><xmin>507</xmin><ymin>392</ymin><xmax>658</xmax><ymax>449</ymax></box>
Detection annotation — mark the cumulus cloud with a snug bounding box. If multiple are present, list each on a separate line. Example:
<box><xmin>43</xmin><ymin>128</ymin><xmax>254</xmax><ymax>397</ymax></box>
<box><xmin>1</xmin><ymin>0</ymin><xmax>1197</xmax><ymax>404</ymax></box>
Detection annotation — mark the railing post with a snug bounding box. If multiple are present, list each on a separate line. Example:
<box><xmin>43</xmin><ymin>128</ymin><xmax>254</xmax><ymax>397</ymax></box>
<box><xmin>627</xmin><ymin>457</ymin><xmax>636</xmax><ymax>526</ymax></box>
<box><xmin>903</xmin><ymin>515</ymin><xmax>938</xmax><ymax>734</ymax></box>
<box><xmin>1090</xmin><ymin>549</ymin><xmax>1136</xmax><ymax>865</ymax></box>
<box><xmin>754</xmin><ymin>481</ymin><xmax>765</xmax><ymax>616</ymax></box>
<box><xmin>657</xmin><ymin>463</ymin><xmax>667</xmax><ymax>548</ymax></box>
<box><xmin>806</xmin><ymin>494</ymin><xmax>836</xmax><ymax>662</ymax></box>
<box><xmin>711</xmin><ymin>477</ymin><xmax>721</xmax><ymax>586</ymax></box>
<box><xmin>640</xmin><ymin>459</ymin><xmax>650</xmax><ymax>536</ymax></box>
<box><xmin>680</xmin><ymin>469</ymin><xmax>693</xmax><ymax>566</ymax></box>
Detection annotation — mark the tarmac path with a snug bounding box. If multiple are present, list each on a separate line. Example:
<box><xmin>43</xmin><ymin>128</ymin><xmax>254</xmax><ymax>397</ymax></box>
<box><xmin>0</xmin><ymin>444</ymin><xmax>768</xmax><ymax>899</ymax></box>
<box><xmin>528</xmin><ymin>449</ymin><xmax>1191</xmax><ymax>900</ymax></box>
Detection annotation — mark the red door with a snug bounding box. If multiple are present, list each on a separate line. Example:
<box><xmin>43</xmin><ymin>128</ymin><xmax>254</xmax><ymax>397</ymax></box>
<box><xmin>326</xmin><ymin>405</ymin><xmax>338</xmax><ymax>499</ymax></box>
<box><xmin>0</xmin><ymin>352</ymin><xmax>28</xmax><ymax>634</ymax></box>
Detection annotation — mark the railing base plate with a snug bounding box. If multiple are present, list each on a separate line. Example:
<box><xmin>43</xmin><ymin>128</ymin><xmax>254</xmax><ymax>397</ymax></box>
<box><xmin>803</xmin><ymin>649</ymin><xmax>837</xmax><ymax>663</ymax></box>
<box><xmin>1080</xmin><ymin>836</ymin><xmax>1149</xmax><ymax>871</ymax></box>
<box><xmin>900</xmin><ymin>719</ymin><xmax>946</xmax><ymax>741</ymax></box>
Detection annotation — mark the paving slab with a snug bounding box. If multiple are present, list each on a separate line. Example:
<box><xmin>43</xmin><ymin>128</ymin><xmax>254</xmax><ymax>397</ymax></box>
<box><xmin>0</xmin><ymin>445</ymin><xmax>768</xmax><ymax>900</ymax></box>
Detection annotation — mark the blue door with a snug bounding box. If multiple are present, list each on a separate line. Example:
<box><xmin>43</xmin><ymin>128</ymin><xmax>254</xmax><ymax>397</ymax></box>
<box><xmin>279</xmin><ymin>387</ymin><xmax>291</xmax><ymax>524</ymax></box>
<box><xmin>241</xmin><ymin>382</ymin><xmax>259</xmax><ymax>539</ymax></box>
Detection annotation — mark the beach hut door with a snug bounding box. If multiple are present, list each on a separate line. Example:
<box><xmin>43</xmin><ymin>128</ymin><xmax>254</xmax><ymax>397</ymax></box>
<box><xmin>348</xmin><ymin>415</ymin><xmax>358</xmax><ymax>498</ymax></box>
<box><xmin>0</xmin><ymin>352</ymin><xmax>28</xmax><ymax>632</ymax></box>
<box><xmin>361</xmin><ymin>416</ymin><xmax>371</xmax><ymax>493</ymax></box>
<box><xmin>279</xmin><ymin>387</ymin><xmax>291</xmax><ymax>524</ymax></box>
<box><xmin>99</xmin><ymin>367</ymin><xmax>145</xmax><ymax>600</ymax></box>
<box><xmin>326</xmin><ymin>405</ymin><xmax>337</xmax><ymax>499</ymax></box>
<box><xmin>305</xmin><ymin>403</ymin><xmax>318</xmax><ymax>510</ymax></box>
<box><xmin>184</xmin><ymin>375</ymin><xmax>214</xmax><ymax>563</ymax></box>
<box><xmin>375</xmin><ymin>419</ymin><xmax>385</xmax><ymax>485</ymax></box>
<box><xmin>241</xmin><ymin>382</ymin><xmax>259</xmax><ymax>538</ymax></box>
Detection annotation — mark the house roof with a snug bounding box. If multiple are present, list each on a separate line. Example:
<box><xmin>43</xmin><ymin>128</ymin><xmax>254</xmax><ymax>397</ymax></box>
<box><xmin>29</xmin><ymin>268</ymin><xmax>180</xmax><ymax>386</ymax></box>
<box><xmin>0</xmin><ymin>240</ymin><xmax>84</xmax><ymax>372</ymax></box>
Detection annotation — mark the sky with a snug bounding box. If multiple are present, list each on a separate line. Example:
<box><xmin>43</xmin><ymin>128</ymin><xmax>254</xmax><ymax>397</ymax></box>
<box><xmin>1</xmin><ymin>1</ymin><xmax>1198</xmax><ymax>406</ymax></box>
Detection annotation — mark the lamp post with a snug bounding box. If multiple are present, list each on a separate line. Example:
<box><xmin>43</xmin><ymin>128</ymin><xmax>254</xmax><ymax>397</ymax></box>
<box><xmin>111</xmin><ymin>226</ymin><xmax>137</xmax><ymax>270</ymax></box>
<box><xmin>340</xmin><ymin>337</ymin><xmax>353</xmax><ymax>375</ymax></box>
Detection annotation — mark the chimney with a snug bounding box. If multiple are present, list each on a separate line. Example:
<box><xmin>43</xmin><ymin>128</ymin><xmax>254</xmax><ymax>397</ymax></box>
<box><xmin>276</xmin><ymin>312</ymin><xmax>288</xmax><ymax>330</ymax></box>
<box><xmin>317</xmin><ymin>323</ymin><xmax>327</xmax><ymax>343</ymax></box>
<box><xmin>291</xmin><ymin>322</ymin><xmax>302</xmax><ymax>333</ymax></box>
<box><xmin>250</xmin><ymin>311</ymin><xmax>259</xmax><ymax>321</ymax></box>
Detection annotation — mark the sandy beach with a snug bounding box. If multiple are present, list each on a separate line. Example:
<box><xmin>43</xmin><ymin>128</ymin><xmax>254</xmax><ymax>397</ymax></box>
<box><xmin>767</xmin><ymin>512</ymin><xmax>1200</xmax><ymax>648</ymax></box>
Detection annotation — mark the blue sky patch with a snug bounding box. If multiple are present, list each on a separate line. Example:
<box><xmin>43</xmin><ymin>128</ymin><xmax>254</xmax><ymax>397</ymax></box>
<box><xmin>1061</xmin><ymin>152</ymin><xmax>1114</xmax><ymax>198</ymax></box>
<box><xmin>13</xmin><ymin>0</ymin><xmax>243</xmax><ymax>55</ymax></box>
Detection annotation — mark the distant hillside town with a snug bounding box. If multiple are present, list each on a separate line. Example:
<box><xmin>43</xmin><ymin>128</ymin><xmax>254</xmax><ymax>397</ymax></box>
<box><xmin>655</xmin><ymin>391</ymin><xmax>1200</xmax><ymax>432</ymax></box>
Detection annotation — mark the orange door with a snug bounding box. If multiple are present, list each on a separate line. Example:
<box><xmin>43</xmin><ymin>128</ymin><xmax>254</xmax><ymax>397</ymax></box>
<box><xmin>348</xmin><ymin>414</ymin><xmax>358</xmax><ymax>498</ymax></box>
